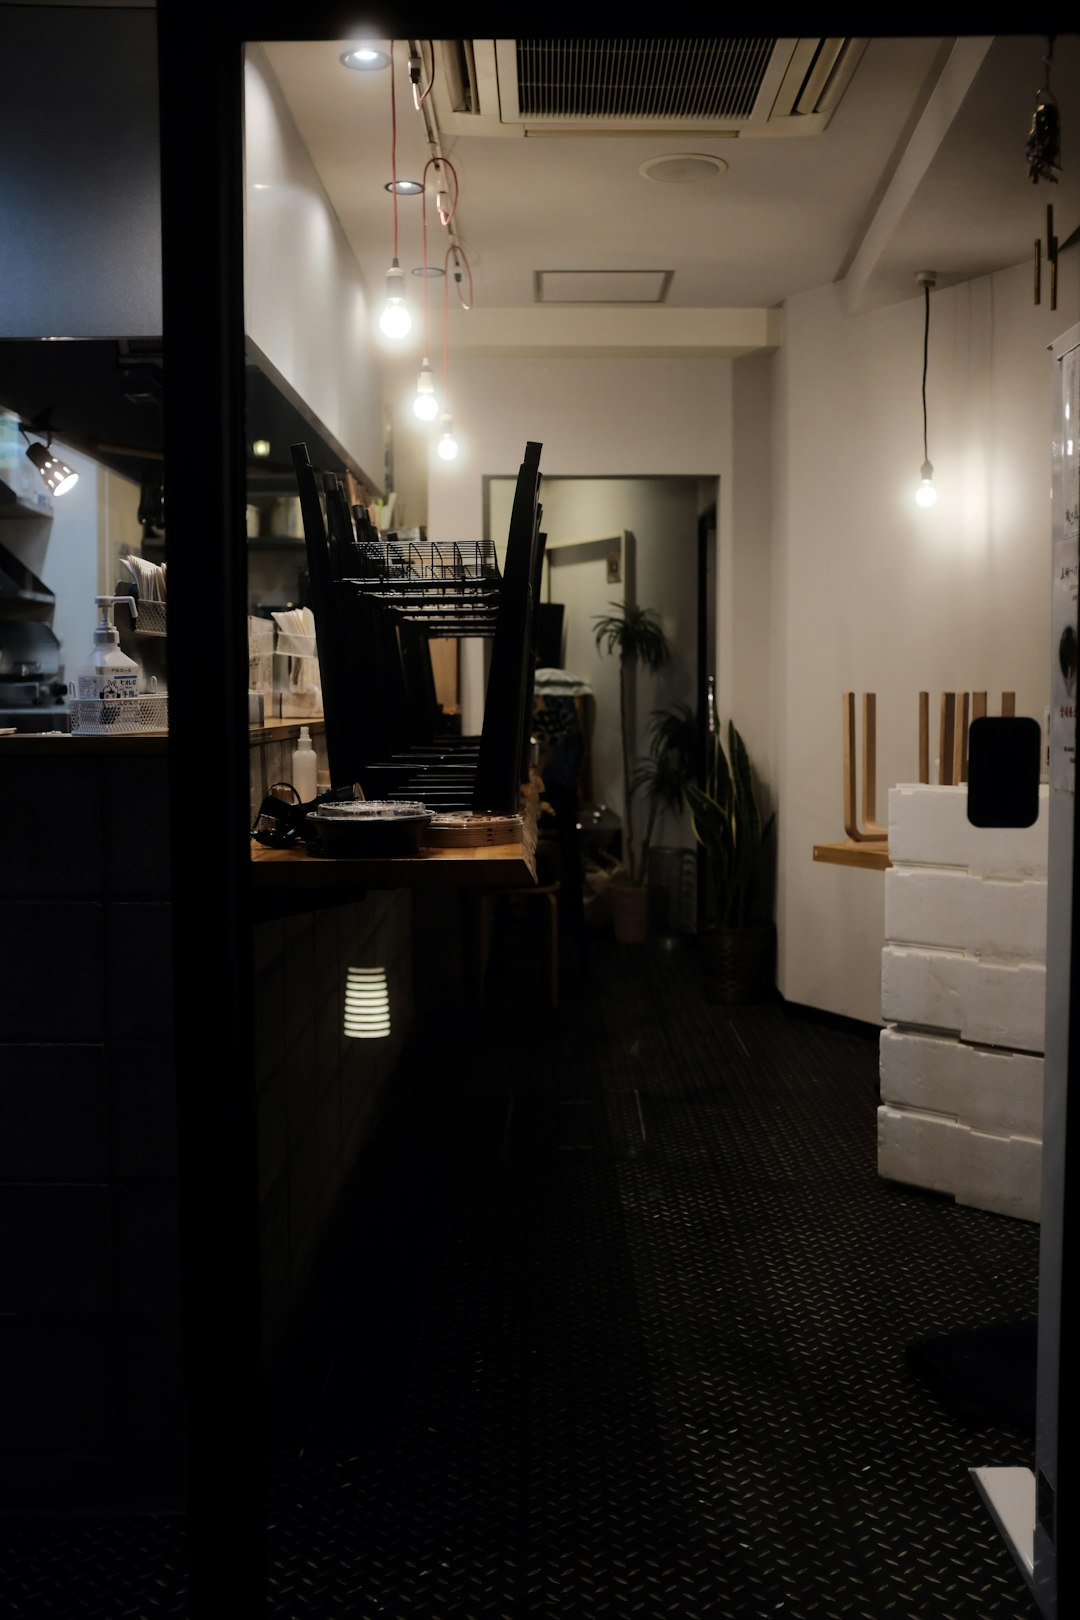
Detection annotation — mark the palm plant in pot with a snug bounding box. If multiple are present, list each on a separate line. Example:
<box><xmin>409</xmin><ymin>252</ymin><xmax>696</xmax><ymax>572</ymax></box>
<box><xmin>592</xmin><ymin>601</ymin><xmax>672</xmax><ymax>943</ymax></box>
<box><xmin>684</xmin><ymin>687</ymin><xmax>776</xmax><ymax>1002</ymax></box>
<box><xmin>633</xmin><ymin>700</ymin><xmax>699</xmax><ymax>874</ymax></box>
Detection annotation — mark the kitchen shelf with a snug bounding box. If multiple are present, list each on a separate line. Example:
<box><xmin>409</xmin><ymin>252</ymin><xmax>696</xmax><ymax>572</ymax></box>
<box><xmin>0</xmin><ymin>494</ymin><xmax>52</xmax><ymax>521</ymax></box>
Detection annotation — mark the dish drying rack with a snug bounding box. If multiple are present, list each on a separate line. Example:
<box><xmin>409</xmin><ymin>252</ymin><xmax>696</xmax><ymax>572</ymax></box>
<box><xmin>342</xmin><ymin>537</ymin><xmax>503</xmax><ymax>636</ymax></box>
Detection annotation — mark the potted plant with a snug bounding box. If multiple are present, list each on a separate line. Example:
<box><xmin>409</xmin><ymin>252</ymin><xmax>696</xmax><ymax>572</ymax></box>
<box><xmin>592</xmin><ymin>601</ymin><xmax>671</xmax><ymax>942</ymax></box>
<box><xmin>685</xmin><ymin>689</ymin><xmax>776</xmax><ymax>1002</ymax></box>
<box><xmin>633</xmin><ymin>697</ymin><xmax>698</xmax><ymax>888</ymax></box>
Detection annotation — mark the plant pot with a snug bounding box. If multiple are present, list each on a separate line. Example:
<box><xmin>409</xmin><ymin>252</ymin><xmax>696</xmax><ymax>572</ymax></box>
<box><xmin>699</xmin><ymin>924</ymin><xmax>774</xmax><ymax>1004</ymax></box>
<box><xmin>610</xmin><ymin>881</ymin><xmax>649</xmax><ymax>944</ymax></box>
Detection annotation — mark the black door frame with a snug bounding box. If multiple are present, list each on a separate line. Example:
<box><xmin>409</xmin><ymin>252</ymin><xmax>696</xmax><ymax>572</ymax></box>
<box><xmin>156</xmin><ymin>10</ymin><xmax>1080</xmax><ymax>1614</ymax></box>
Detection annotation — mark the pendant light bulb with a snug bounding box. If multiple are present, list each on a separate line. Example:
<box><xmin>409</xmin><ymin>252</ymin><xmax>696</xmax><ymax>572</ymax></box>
<box><xmin>412</xmin><ymin>358</ymin><xmax>439</xmax><ymax>421</ymax></box>
<box><xmin>379</xmin><ymin>259</ymin><xmax>412</xmax><ymax>339</ymax></box>
<box><xmin>915</xmin><ymin>458</ymin><xmax>937</xmax><ymax>508</ymax></box>
<box><xmin>436</xmin><ymin>416</ymin><xmax>459</xmax><ymax>462</ymax></box>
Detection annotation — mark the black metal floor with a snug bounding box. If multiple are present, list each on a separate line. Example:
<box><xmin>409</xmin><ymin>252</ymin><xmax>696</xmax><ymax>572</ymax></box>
<box><xmin>1</xmin><ymin>928</ymin><xmax>1044</xmax><ymax>1618</ymax></box>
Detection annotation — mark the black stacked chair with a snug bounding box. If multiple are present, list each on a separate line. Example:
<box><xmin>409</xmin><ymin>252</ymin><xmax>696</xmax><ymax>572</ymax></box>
<box><xmin>290</xmin><ymin>440</ymin><xmax>545</xmax><ymax>815</ymax></box>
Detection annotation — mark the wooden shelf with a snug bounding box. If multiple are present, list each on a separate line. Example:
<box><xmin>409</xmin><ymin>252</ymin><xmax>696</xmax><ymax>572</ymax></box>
<box><xmin>251</xmin><ymin>779</ymin><xmax>540</xmax><ymax>895</ymax></box>
<box><xmin>813</xmin><ymin>840</ymin><xmax>891</xmax><ymax>871</ymax></box>
<box><xmin>251</xmin><ymin>833</ymin><xmax>537</xmax><ymax>891</ymax></box>
<box><xmin>0</xmin><ymin>493</ymin><xmax>52</xmax><ymax>521</ymax></box>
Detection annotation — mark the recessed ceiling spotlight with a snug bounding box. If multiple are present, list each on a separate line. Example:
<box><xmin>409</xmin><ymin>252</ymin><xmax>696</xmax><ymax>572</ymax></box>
<box><xmin>385</xmin><ymin>179</ymin><xmax>424</xmax><ymax>196</ymax></box>
<box><xmin>340</xmin><ymin>44</ymin><xmax>391</xmax><ymax>71</ymax></box>
<box><xmin>639</xmin><ymin>153</ymin><xmax>729</xmax><ymax>184</ymax></box>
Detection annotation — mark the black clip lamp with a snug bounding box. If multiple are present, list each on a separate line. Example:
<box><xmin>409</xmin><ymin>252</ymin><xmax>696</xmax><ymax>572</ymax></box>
<box><xmin>18</xmin><ymin>407</ymin><xmax>79</xmax><ymax>498</ymax></box>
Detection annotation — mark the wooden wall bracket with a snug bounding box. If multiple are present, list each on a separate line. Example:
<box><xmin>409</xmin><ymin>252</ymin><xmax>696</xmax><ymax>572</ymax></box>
<box><xmin>842</xmin><ymin>692</ymin><xmax>888</xmax><ymax>843</ymax></box>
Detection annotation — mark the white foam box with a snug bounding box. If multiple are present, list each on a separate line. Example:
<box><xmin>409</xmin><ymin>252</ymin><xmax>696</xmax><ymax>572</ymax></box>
<box><xmin>884</xmin><ymin>866</ymin><xmax>1047</xmax><ymax>960</ymax></box>
<box><xmin>888</xmin><ymin>783</ymin><xmax>1049</xmax><ymax>877</ymax></box>
<box><xmin>877</xmin><ymin>1103</ymin><xmax>1041</xmax><ymax>1222</ymax></box>
<box><xmin>879</xmin><ymin>1026</ymin><xmax>1043</xmax><ymax>1137</ymax></box>
<box><xmin>881</xmin><ymin>946</ymin><xmax>1046</xmax><ymax>1054</ymax></box>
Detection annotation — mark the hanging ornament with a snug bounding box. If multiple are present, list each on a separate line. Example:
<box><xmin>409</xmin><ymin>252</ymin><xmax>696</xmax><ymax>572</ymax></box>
<box><xmin>1027</xmin><ymin>38</ymin><xmax>1062</xmax><ymax>184</ymax></box>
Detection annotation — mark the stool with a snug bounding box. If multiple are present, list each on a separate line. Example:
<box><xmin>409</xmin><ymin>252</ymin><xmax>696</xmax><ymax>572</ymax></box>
<box><xmin>477</xmin><ymin>881</ymin><xmax>561</xmax><ymax>1008</ymax></box>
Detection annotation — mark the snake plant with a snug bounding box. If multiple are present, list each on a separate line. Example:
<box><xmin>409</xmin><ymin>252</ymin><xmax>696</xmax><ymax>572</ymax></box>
<box><xmin>685</xmin><ymin>696</ymin><xmax>774</xmax><ymax>931</ymax></box>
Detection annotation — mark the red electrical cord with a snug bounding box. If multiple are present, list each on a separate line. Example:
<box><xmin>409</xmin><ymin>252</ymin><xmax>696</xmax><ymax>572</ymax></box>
<box><xmin>441</xmin><ymin>244</ymin><xmax>450</xmax><ymax>399</ymax></box>
<box><xmin>389</xmin><ymin>40</ymin><xmax>399</xmax><ymax>259</ymax></box>
<box><xmin>418</xmin><ymin>159</ymin><xmax>435</xmax><ymax>356</ymax></box>
<box><xmin>435</xmin><ymin>156</ymin><xmax>460</xmax><ymax>229</ymax></box>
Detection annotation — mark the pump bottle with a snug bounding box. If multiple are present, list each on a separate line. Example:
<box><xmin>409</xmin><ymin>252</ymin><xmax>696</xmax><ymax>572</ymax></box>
<box><xmin>292</xmin><ymin>725</ymin><xmax>318</xmax><ymax>801</ymax></box>
<box><xmin>77</xmin><ymin>596</ymin><xmax>139</xmax><ymax>702</ymax></box>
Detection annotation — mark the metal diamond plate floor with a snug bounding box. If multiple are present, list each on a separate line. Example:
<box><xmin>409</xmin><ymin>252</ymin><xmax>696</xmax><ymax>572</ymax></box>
<box><xmin>1</xmin><ymin>933</ymin><xmax>1043</xmax><ymax>1618</ymax></box>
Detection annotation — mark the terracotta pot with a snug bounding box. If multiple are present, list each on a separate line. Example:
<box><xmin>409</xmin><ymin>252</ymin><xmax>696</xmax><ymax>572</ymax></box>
<box><xmin>610</xmin><ymin>882</ymin><xmax>649</xmax><ymax>944</ymax></box>
<box><xmin>699</xmin><ymin>924</ymin><xmax>775</xmax><ymax>1003</ymax></box>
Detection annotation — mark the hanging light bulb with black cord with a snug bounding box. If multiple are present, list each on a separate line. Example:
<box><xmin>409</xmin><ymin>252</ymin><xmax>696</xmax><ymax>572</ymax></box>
<box><xmin>19</xmin><ymin>409</ymin><xmax>79</xmax><ymax>497</ymax></box>
<box><xmin>435</xmin><ymin>264</ymin><xmax>457</xmax><ymax>458</ymax></box>
<box><xmin>914</xmin><ymin>271</ymin><xmax>937</xmax><ymax>508</ymax></box>
<box><xmin>378</xmin><ymin>41</ymin><xmax>412</xmax><ymax>340</ymax></box>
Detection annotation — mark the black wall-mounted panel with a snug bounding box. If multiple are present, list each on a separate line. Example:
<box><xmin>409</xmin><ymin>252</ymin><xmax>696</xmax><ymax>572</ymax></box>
<box><xmin>967</xmin><ymin>715</ymin><xmax>1042</xmax><ymax>828</ymax></box>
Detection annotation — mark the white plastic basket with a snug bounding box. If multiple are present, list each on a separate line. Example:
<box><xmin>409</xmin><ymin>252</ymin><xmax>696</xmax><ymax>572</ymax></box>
<box><xmin>68</xmin><ymin>694</ymin><xmax>169</xmax><ymax>735</ymax></box>
<box><xmin>275</xmin><ymin>632</ymin><xmax>317</xmax><ymax>658</ymax></box>
<box><xmin>248</xmin><ymin>616</ymin><xmax>275</xmax><ymax>652</ymax></box>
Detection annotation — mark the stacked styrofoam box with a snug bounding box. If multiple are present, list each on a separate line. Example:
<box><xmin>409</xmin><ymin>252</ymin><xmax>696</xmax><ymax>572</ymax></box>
<box><xmin>878</xmin><ymin>784</ymin><xmax>1048</xmax><ymax>1222</ymax></box>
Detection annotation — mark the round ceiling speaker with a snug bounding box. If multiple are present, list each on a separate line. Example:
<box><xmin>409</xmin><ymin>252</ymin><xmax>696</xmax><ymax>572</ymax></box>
<box><xmin>638</xmin><ymin>153</ymin><xmax>729</xmax><ymax>184</ymax></box>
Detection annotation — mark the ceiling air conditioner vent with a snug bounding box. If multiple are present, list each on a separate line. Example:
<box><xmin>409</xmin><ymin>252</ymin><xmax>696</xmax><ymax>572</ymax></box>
<box><xmin>513</xmin><ymin>38</ymin><xmax>776</xmax><ymax>123</ymax></box>
<box><xmin>436</xmin><ymin>38</ymin><xmax>867</xmax><ymax>138</ymax></box>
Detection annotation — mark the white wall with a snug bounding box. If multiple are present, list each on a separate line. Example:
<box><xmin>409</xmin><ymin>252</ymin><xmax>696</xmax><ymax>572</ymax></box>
<box><xmin>243</xmin><ymin>47</ymin><xmax>384</xmax><ymax>490</ymax></box>
<box><xmin>488</xmin><ymin>474</ymin><xmax>701</xmax><ymax>843</ymax></box>
<box><xmin>426</xmin><ymin>354</ymin><xmax>735</xmax><ymax>823</ymax></box>
<box><xmin>424</xmin><ymin>264</ymin><xmax>1078</xmax><ymax>1027</ymax></box>
<box><xmin>774</xmin><ymin>257</ymin><xmax>1079</xmax><ymax>1023</ymax></box>
<box><xmin>426</xmin><ymin>357</ymin><xmax>732</xmax><ymax>530</ymax></box>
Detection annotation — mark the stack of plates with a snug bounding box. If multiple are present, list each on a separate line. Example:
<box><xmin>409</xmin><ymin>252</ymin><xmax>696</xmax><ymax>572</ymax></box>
<box><xmin>424</xmin><ymin>813</ymin><xmax>524</xmax><ymax>848</ymax></box>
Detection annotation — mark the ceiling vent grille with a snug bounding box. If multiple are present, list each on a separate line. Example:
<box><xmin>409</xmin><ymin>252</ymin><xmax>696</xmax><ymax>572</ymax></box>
<box><xmin>514</xmin><ymin>39</ymin><xmax>775</xmax><ymax>123</ymax></box>
<box><xmin>436</xmin><ymin>38</ymin><xmax>867</xmax><ymax>138</ymax></box>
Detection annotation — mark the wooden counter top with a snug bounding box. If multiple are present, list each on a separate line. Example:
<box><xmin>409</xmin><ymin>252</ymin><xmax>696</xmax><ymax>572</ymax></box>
<box><xmin>250</xmin><ymin>833</ymin><xmax>537</xmax><ymax>890</ymax></box>
<box><xmin>251</xmin><ymin>779</ymin><xmax>541</xmax><ymax>893</ymax></box>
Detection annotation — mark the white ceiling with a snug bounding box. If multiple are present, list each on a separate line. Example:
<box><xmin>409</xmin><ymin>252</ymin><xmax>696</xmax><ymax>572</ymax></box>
<box><xmin>259</xmin><ymin>30</ymin><xmax>1079</xmax><ymax>373</ymax></box>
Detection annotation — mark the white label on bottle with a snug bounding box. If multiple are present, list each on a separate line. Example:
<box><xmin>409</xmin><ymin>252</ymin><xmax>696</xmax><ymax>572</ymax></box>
<box><xmin>77</xmin><ymin>671</ymin><xmax>138</xmax><ymax>700</ymax></box>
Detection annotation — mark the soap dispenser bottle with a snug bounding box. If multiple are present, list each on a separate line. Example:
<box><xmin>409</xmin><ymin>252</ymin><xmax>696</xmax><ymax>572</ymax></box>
<box><xmin>292</xmin><ymin>725</ymin><xmax>318</xmax><ymax>802</ymax></box>
<box><xmin>77</xmin><ymin>596</ymin><xmax>140</xmax><ymax>702</ymax></box>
